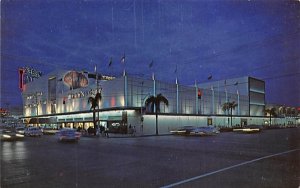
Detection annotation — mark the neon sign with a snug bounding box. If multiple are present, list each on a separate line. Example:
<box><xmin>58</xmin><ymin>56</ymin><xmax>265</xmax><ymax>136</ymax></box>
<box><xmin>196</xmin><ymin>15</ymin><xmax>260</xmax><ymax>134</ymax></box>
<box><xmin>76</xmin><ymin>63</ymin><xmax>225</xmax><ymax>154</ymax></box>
<box><xmin>19</xmin><ymin>68</ymin><xmax>25</xmax><ymax>91</ymax></box>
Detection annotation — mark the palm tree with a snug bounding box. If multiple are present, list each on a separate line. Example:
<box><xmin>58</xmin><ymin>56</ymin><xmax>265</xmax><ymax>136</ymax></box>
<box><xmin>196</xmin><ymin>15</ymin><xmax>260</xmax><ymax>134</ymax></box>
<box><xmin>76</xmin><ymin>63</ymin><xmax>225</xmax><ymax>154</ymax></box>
<box><xmin>88</xmin><ymin>92</ymin><xmax>102</xmax><ymax>134</ymax></box>
<box><xmin>145</xmin><ymin>93</ymin><xmax>169</xmax><ymax>135</ymax></box>
<box><xmin>222</xmin><ymin>101</ymin><xmax>238</xmax><ymax>127</ymax></box>
<box><xmin>264</xmin><ymin>107</ymin><xmax>277</xmax><ymax>126</ymax></box>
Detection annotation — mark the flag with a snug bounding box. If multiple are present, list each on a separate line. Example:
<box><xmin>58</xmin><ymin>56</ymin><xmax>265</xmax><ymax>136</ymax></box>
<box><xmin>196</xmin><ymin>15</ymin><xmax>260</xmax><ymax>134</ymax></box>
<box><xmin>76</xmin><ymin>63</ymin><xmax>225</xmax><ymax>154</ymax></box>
<box><xmin>121</xmin><ymin>53</ymin><xmax>125</xmax><ymax>64</ymax></box>
<box><xmin>108</xmin><ymin>57</ymin><xmax>112</xmax><ymax>67</ymax></box>
<box><xmin>149</xmin><ymin>60</ymin><xmax>154</xmax><ymax>68</ymax></box>
<box><xmin>234</xmin><ymin>81</ymin><xmax>238</xmax><ymax>86</ymax></box>
<box><xmin>208</xmin><ymin>75</ymin><xmax>212</xmax><ymax>80</ymax></box>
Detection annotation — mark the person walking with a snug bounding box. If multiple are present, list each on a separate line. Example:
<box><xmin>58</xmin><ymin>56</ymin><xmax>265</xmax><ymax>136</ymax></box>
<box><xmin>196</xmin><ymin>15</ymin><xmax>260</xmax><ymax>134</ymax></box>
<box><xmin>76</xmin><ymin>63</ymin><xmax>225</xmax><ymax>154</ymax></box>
<box><xmin>104</xmin><ymin>126</ymin><xmax>109</xmax><ymax>138</ymax></box>
<box><xmin>133</xmin><ymin>126</ymin><xmax>136</xmax><ymax>137</ymax></box>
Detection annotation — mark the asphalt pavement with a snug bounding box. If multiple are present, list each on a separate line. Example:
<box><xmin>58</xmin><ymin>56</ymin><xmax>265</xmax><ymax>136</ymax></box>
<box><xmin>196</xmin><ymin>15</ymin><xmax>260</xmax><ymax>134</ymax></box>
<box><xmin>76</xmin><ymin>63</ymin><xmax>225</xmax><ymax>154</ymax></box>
<box><xmin>1</xmin><ymin>128</ymin><xmax>299</xmax><ymax>188</ymax></box>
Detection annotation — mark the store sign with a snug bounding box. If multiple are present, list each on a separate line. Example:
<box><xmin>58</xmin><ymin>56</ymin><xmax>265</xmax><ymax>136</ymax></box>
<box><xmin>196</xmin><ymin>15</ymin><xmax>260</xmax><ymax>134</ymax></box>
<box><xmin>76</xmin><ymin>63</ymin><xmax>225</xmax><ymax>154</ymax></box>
<box><xmin>101</xmin><ymin>75</ymin><xmax>115</xmax><ymax>81</ymax></box>
<box><xmin>24</xmin><ymin>67</ymin><xmax>42</xmax><ymax>78</ymax></box>
<box><xmin>18</xmin><ymin>67</ymin><xmax>42</xmax><ymax>90</ymax></box>
<box><xmin>19</xmin><ymin>68</ymin><xmax>25</xmax><ymax>91</ymax></box>
<box><xmin>67</xmin><ymin>88</ymin><xmax>100</xmax><ymax>100</ymax></box>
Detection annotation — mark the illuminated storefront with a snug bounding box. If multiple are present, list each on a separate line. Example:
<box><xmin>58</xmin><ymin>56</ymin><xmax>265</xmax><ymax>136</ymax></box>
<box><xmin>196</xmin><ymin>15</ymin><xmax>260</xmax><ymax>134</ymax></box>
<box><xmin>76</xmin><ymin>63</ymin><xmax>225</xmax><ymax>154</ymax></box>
<box><xmin>21</xmin><ymin>69</ymin><xmax>271</xmax><ymax>135</ymax></box>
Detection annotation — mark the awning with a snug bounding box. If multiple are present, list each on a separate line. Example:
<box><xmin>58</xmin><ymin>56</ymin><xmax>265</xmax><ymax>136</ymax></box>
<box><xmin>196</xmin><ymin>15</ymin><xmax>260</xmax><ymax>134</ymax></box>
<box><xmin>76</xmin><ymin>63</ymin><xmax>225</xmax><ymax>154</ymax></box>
<box><xmin>29</xmin><ymin>117</ymin><xmax>56</xmax><ymax>124</ymax></box>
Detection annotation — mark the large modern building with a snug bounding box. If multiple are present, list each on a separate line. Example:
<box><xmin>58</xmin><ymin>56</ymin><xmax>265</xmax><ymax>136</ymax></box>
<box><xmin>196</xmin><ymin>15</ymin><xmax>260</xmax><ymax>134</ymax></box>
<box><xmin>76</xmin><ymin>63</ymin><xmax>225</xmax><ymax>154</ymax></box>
<box><xmin>20</xmin><ymin>69</ymin><xmax>278</xmax><ymax>135</ymax></box>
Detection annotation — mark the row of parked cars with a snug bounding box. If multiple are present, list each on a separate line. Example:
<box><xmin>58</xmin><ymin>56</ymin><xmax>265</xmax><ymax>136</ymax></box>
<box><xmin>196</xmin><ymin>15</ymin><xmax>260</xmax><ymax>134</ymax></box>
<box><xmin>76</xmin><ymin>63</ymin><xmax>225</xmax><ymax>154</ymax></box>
<box><xmin>170</xmin><ymin>124</ymin><xmax>265</xmax><ymax>136</ymax></box>
<box><xmin>1</xmin><ymin>127</ymin><xmax>81</xmax><ymax>142</ymax></box>
<box><xmin>170</xmin><ymin>126</ymin><xmax>220</xmax><ymax>136</ymax></box>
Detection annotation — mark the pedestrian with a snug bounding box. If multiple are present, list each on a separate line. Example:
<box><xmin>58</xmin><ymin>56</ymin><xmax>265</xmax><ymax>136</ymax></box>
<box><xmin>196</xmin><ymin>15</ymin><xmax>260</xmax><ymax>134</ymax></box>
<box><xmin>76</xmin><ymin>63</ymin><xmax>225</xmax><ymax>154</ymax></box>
<box><xmin>129</xmin><ymin>124</ymin><xmax>133</xmax><ymax>135</ymax></box>
<box><xmin>105</xmin><ymin>126</ymin><xmax>109</xmax><ymax>138</ymax></box>
<box><xmin>133</xmin><ymin>126</ymin><xmax>136</xmax><ymax>137</ymax></box>
<box><xmin>100</xmin><ymin>126</ymin><xmax>105</xmax><ymax>137</ymax></box>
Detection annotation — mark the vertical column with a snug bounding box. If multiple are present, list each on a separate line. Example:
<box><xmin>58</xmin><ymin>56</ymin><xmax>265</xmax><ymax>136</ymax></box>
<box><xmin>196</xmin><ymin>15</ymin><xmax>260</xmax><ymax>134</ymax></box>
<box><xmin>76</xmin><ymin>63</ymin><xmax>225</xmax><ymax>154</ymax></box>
<box><xmin>237</xmin><ymin>90</ymin><xmax>240</xmax><ymax>115</ymax></box>
<box><xmin>153</xmin><ymin>73</ymin><xmax>156</xmax><ymax>113</ymax></box>
<box><xmin>176</xmin><ymin>78</ymin><xmax>179</xmax><ymax>114</ymax></box>
<box><xmin>225</xmin><ymin>88</ymin><xmax>228</xmax><ymax>115</ymax></box>
<box><xmin>195</xmin><ymin>81</ymin><xmax>198</xmax><ymax>114</ymax></box>
<box><xmin>211</xmin><ymin>86</ymin><xmax>214</xmax><ymax>114</ymax></box>
<box><xmin>124</xmin><ymin>74</ymin><xmax>128</xmax><ymax>107</ymax></box>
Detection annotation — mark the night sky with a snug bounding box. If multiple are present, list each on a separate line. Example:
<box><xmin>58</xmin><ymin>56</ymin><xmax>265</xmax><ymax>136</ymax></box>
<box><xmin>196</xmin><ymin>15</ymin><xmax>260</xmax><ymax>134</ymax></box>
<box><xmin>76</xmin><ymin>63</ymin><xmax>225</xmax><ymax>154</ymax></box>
<box><xmin>1</xmin><ymin>0</ymin><xmax>300</xmax><ymax>109</ymax></box>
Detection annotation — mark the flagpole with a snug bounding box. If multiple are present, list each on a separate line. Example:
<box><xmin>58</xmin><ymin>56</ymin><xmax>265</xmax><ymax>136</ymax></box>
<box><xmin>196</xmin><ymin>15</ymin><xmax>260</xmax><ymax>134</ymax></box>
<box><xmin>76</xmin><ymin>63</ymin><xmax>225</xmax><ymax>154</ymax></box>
<box><xmin>121</xmin><ymin>53</ymin><xmax>127</xmax><ymax>108</ymax></box>
<box><xmin>124</xmin><ymin>72</ymin><xmax>128</xmax><ymax>107</ymax></box>
<box><xmin>121</xmin><ymin>52</ymin><xmax>126</xmax><ymax>77</ymax></box>
<box><xmin>152</xmin><ymin>72</ymin><xmax>156</xmax><ymax>113</ymax></box>
<box><xmin>211</xmin><ymin>85</ymin><xmax>214</xmax><ymax>115</ymax></box>
<box><xmin>176</xmin><ymin>77</ymin><xmax>179</xmax><ymax>114</ymax></box>
<box><xmin>195</xmin><ymin>80</ymin><xmax>198</xmax><ymax>115</ymax></box>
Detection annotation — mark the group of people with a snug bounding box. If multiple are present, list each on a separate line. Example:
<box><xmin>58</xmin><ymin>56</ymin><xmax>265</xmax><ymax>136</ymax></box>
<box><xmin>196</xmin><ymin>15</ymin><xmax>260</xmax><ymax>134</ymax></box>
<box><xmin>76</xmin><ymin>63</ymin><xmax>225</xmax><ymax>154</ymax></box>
<box><xmin>75</xmin><ymin>124</ymin><xmax>136</xmax><ymax>137</ymax></box>
<box><xmin>99</xmin><ymin>126</ymin><xmax>109</xmax><ymax>138</ymax></box>
<box><xmin>76</xmin><ymin>126</ymin><xmax>109</xmax><ymax>137</ymax></box>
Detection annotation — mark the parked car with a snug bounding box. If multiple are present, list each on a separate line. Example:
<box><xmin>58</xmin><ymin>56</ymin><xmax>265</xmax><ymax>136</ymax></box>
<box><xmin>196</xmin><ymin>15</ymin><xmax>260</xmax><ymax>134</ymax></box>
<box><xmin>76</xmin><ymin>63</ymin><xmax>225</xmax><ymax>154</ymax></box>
<box><xmin>24</xmin><ymin>127</ymin><xmax>43</xmax><ymax>137</ymax></box>
<box><xmin>233</xmin><ymin>125</ymin><xmax>263</xmax><ymax>133</ymax></box>
<box><xmin>41</xmin><ymin>125</ymin><xmax>59</xmax><ymax>135</ymax></box>
<box><xmin>15</xmin><ymin>127</ymin><xmax>25</xmax><ymax>135</ymax></box>
<box><xmin>170</xmin><ymin>126</ymin><xmax>195</xmax><ymax>136</ymax></box>
<box><xmin>189</xmin><ymin>126</ymin><xmax>220</xmax><ymax>136</ymax></box>
<box><xmin>170</xmin><ymin>126</ymin><xmax>220</xmax><ymax>136</ymax></box>
<box><xmin>1</xmin><ymin>129</ymin><xmax>24</xmax><ymax>141</ymax></box>
<box><xmin>42</xmin><ymin>128</ymin><xmax>58</xmax><ymax>135</ymax></box>
<box><xmin>56</xmin><ymin>128</ymin><xmax>81</xmax><ymax>142</ymax></box>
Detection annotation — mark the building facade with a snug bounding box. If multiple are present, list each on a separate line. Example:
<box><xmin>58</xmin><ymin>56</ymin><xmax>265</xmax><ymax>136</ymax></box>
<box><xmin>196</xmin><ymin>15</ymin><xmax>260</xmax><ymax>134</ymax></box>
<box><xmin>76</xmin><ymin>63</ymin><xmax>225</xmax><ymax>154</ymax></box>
<box><xmin>21</xmin><ymin>69</ymin><xmax>273</xmax><ymax>135</ymax></box>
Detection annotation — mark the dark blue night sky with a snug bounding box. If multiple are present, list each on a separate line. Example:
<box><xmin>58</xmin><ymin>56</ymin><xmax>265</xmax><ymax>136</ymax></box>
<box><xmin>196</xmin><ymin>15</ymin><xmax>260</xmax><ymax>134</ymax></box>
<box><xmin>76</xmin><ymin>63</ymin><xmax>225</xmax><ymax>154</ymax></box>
<box><xmin>1</xmin><ymin>0</ymin><xmax>300</xmax><ymax>109</ymax></box>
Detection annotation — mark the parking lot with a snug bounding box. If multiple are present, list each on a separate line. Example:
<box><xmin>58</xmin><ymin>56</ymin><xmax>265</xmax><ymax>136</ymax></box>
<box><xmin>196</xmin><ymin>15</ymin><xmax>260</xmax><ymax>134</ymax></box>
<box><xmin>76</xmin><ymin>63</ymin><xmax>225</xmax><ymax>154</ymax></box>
<box><xmin>1</xmin><ymin>128</ymin><xmax>299</xmax><ymax>188</ymax></box>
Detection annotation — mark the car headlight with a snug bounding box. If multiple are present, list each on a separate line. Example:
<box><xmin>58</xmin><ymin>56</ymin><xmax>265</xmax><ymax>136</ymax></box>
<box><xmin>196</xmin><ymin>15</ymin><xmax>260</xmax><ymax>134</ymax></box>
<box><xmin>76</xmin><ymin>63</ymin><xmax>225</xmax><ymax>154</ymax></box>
<box><xmin>16</xmin><ymin>134</ymin><xmax>24</xmax><ymax>137</ymax></box>
<box><xmin>3</xmin><ymin>135</ymin><xmax>11</xmax><ymax>138</ymax></box>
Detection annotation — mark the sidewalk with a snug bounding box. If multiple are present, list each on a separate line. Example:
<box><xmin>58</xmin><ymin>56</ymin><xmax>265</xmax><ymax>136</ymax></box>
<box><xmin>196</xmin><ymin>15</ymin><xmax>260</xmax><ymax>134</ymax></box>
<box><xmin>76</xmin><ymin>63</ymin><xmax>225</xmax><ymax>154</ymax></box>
<box><xmin>82</xmin><ymin>133</ymin><xmax>172</xmax><ymax>138</ymax></box>
<box><xmin>101</xmin><ymin>133</ymin><xmax>172</xmax><ymax>138</ymax></box>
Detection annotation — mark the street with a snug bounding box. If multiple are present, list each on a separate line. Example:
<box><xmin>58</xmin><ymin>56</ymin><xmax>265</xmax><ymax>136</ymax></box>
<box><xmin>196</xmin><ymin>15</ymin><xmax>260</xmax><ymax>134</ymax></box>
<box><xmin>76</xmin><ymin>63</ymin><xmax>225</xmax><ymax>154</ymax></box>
<box><xmin>1</xmin><ymin>128</ymin><xmax>299</xmax><ymax>188</ymax></box>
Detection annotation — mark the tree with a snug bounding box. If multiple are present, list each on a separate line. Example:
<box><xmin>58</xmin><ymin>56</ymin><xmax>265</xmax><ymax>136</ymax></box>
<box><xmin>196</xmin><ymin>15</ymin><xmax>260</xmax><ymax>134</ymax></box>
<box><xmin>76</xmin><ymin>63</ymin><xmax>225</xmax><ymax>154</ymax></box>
<box><xmin>222</xmin><ymin>101</ymin><xmax>238</xmax><ymax>127</ymax></box>
<box><xmin>264</xmin><ymin>107</ymin><xmax>277</xmax><ymax>126</ymax></box>
<box><xmin>145</xmin><ymin>93</ymin><xmax>169</xmax><ymax>135</ymax></box>
<box><xmin>88</xmin><ymin>92</ymin><xmax>102</xmax><ymax>134</ymax></box>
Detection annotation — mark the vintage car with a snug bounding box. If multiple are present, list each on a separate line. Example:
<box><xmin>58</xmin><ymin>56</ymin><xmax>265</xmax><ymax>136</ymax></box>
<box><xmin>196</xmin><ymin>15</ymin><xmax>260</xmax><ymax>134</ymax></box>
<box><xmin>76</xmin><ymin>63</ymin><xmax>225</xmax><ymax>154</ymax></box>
<box><xmin>170</xmin><ymin>126</ymin><xmax>195</xmax><ymax>135</ymax></box>
<box><xmin>15</xmin><ymin>127</ymin><xmax>25</xmax><ymax>134</ymax></box>
<box><xmin>1</xmin><ymin>129</ymin><xmax>24</xmax><ymax>141</ymax></box>
<box><xmin>189</xmin><ymin>126</ymin><xmax>220</xmax><ymax>136</ymax></box>
<box><xmin>24</xmin><ymin>127</ymin><xmax>43</xmax><ymax>137</ymax></box>
<box><xmin>233</xmin><ymin>125</ymin><xmax>263</xmax><ymax>133</ymax></box>
<box><xmin>170</xmin><ymin>126</ymin><xmax>220</xmax><ymax>136</ymax></box>
<box><xmin>56</xmin><ymin>128</ymin><xmax>81</xmax><ymax>142</ymax></box>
